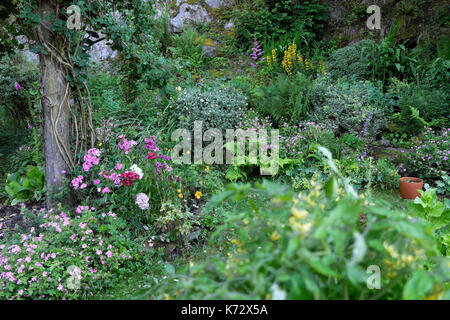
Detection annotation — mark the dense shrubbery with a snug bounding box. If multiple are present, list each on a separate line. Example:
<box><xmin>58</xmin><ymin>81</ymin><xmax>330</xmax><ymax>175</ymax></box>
<box><xmin>397</xmin><ymin>85</ymin><xmax>449</xmax><ymax>133</ymax></box>
<box><xmin>251</xmin><ymin>72</ymin><xmax>312</xmax><ymax>124</ymax></box>
<box><xmin>408</xmin><ymin>127</ymin><xmax>449</xmax><ymax>180</ymax></box>
<box><xmin>310</xmin><ymin>78</ymin><xmax>386</xmax><ymax>138</ymax></box>
<box><xmin>233</xmin><ymin>0</ymin><xmax>329</xmax><ymax>50</ymax></box>
<box><xmin>326</xmin><ymin>40</ymin><xmax>374</xmax><ymax>80</ymax></box>
<box><xmin>146</xmin><ymin>149</ymin><xmax>449</xmax><ymax>300</ymax></box>
<box><xmin>1</xmin><ymin>0</ymin><xmax>449</xmax><ymax>301</ymax></box>
<box><xmin>171</xmin><ymin>84</ymin><xmax>248</xmax><ymax>131</ymax></box>
<box><xmin>0</xmin><ymin>52</ymin><xmax>38</xmax><ymax>124</ymax></box>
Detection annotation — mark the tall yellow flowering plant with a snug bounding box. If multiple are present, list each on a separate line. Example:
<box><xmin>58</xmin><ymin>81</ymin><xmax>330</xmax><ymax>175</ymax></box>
<box><xmin>266</xmin><ymin>42</ymin><xmax>327</xmax><ymax>76</ymax></box>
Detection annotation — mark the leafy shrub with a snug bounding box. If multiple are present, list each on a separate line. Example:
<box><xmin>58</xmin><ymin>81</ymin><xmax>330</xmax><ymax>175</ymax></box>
<box><xmin>408</xmin><ymin>188</ymin><xmax>450</xmax><ymax>255</ymax></box>
<box><xmin>310</xmin><ymin>78</ymin><xmax>386</xmax><ymax>138</ymax></box>
<box><xmin>0</xmin><ymin>52</ymin><xmax>38</xmax><ymax>124</ymax></box>
<box><xmin>252</xmin><ymin>72</ymin><xmax>313</xmax><ymax>124</ymax></box>
<box><xmin>169</xmin><ymin>28</ymin><xmax>206</xmax><ymax>73</ymax></box>
<box><xmin>87</xmin><ymin>69</ymin><xmax>123</xmax><ymax>125</ymax></box>
<box><xmin>233</xmin><ymin>0</ymin><xmax>329</xmax><ymax>50</ymax></box>
<box><xmin>396</xmin><ymin>85</ymin><xmax>449</xmax><ymax>133</ymax></box>
<box><xmin>326</xmin><ymin>40</ymin><xmax>374</xmax><ymax>80</ymax></box>
<box><xmin>146</xmin><ymin>147</ymin><xmax>449</xmax><ymax>300</ymax></box>
<box><xmin>5</xmin><ymin>166</ymin><xmax>45</xmax><ymax>205</ymax></box>
<box><xmin>362</xmin><ymin>24</ymin><xmax>418</xmax><ymax>83</ymax></box>
<box><xmin>434</xmin><ymin>174</ymin><xmax>450</xmax><ymax>196</ymax></box>
<box><xmin>171</xmin><ymin>84</ymin><xmax>248</xmax><ymax>131</ymax></box>
<box><xmin>408</xmin><ymin>127</ymin><xmax>449</xmax><ymax>180</ymax></box>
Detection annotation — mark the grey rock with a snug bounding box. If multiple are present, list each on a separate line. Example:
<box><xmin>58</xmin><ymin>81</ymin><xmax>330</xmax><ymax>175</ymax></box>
<box><xmin>205</xmin><ymin>0</ymin><xmax>224</xmax><ymax>9</ymax></box>
<box><xmin>378</xmin><ymin>139</ymin><xmax>391</xmax><ymax>147</ymax></box>
<box><xmin>170</xmin><ymin>3</ymin><xmax>211</xmax><ymax>32</ymax></box>
<box><xmin>202</xmin><ymin>44</ymin><xmax>216</xmax><ymax>57</ymax></box>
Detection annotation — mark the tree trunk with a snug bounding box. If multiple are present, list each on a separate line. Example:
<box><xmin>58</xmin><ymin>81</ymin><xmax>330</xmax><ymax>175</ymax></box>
<box><xmin>39</xmin><ymin>0</ymin><xmax>72</xmax><ymax>208</ymax></box>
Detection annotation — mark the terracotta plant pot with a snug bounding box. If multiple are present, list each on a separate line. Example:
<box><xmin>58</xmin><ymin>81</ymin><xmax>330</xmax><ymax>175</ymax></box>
<box><xmin>399</xmin><ymin>177</ymin><xmax>423</xmax><ymax>199</ymax></box>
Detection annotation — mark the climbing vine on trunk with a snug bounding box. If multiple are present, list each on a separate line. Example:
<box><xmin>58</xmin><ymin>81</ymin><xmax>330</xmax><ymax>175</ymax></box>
<box><xmin>0</xmin><ymin>0</ymin><xmax>172</xmax><ymax>206</ymax></box>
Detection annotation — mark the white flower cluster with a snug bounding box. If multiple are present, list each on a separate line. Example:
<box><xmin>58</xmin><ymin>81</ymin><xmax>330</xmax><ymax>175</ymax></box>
<box><xmin>135</xmin><ymin>193</ymin><xmax>149</xmax><ymax>210</ymax></box>
<box><xmin>130</xmin><ymin>164</ymin><xmax>143</xmax><ymax>179</ymax></box>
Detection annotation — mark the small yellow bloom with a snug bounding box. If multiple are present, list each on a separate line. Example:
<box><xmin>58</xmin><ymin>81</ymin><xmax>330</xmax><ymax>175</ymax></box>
<box><xmin>98</xmin><ymin>142</ymin><xmax>102</xmax><ymax>147</ymax></box>
<box><xmin>291</xmin><ymin>207</ymin><xmax>308</xmax><ymax>219</ymax></box>
<box><xmin>195</xmin><ymin>191</ymin><xmax>202</xmax><ymax>199</ymax></box>
<box><xmin>205</xmin><ymin>165</ymin><xmax>210</xmax><ymax>172</ymax></box>
<box><xmin>178</xmin><ymin>193</ymin><xmax>184</xmax><ymax>199</ymax></box>
<box><xmin>271</xmin><ymin>231</ymin><xmax>280</xmax><ymax>241</ymax></box>
<box><xmin>231</xmin><ymin>239</ymin><xmax>243</xmax><ymax>246</ymax></box>
<box><xmin>243</xmin><ymin>218</ymin><xmax>249</xmax><ymax>225</ymax></box>
<box><xmin>177</xmin><ymin>189</ymin><xmax>181</xmax><ymax>193</ymax></box>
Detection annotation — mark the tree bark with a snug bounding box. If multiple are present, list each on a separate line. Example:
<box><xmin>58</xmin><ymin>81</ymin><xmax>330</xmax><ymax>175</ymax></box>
<box><xmin>39</xmin><ymin>0</ymin><xmax>72</xmax><ymax>208</ymax></box>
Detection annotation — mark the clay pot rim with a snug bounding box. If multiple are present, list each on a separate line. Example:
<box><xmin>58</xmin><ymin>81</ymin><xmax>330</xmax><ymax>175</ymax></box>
<box><xmin>399</xmin><ymin>177</ymin><xmax>423</xmax><ymax>184</ymax></box>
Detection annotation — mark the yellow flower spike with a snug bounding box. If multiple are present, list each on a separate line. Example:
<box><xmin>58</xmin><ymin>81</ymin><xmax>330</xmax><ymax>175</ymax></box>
<box><xmin>270</xmin><ymin>231</ymin><xmax>280</xmax><ymax>241</ymax></box>
<box><xmin>291</xmin><ymin>207</ymin><xmax>308</xmax><ymax>219</ymax></box>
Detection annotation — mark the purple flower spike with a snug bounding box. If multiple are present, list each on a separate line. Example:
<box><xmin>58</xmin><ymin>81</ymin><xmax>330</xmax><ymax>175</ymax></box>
<box><xmin>14</xmin><ymin>81</ymin><xmax>22</xmax><ymax>91</ymax></box>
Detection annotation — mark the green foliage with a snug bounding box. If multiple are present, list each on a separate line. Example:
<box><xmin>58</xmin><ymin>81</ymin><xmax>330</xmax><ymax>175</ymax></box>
<box><xmin>5</xmin><ymin>166</ymin><xmax>45</xmax><ymax>205</ymax></box>
<box><xmin>395</xmin><ymin>84</ymin><xmax>449</xmax><ymax>133</ymax></box>
<box><xmin>434</xmin><ymin>174</ymin><xmax>450</xmax><ymax>196</ymax></box>
<box><xmin>169</xmin><ymin>28</ymin><xmax>207</xmax><ymax>73</ymax></box>
<box><xmin>252</xmin><ymin>72</ymin><xmax>313</xmax><ymax>124</ymax></box>
<box><xmin>0</xmin><ymin>52</ymin><xmax>38</xmax><ymax>124</ymax></box>
<box><xmin>408</xmin><ymin>188</ymin><xmax>450</xmax><ymax>255</ymax></box>
<box><xmin>87</xmin><ymin>68</ymin><xmax>123</xmax><ymax>125</ymax></box>
<box><xmin>382</xmin><ymin>132</ymin><xmax>411</xmax><ymax>148</ymax></box>
<box><xmin>310</xmin><ymin>78</ymin><xmax>386</xmax><ymax>137</ymax></box>
<box><xmin>396</xmin><ymin>0</ymin><xmax>425</xmax><ymax>19</ymax></box>
<box><xmin>145</xmin><ymin>148</ymin><xmax>449</xmax><ymax>300</ymax></box>
<box><xmin>171</xmin><ymin>83</ymin><xmax>248</xmax><ymax>131</ymax></box>
<box><xmin>233</xmin><ymin>0</ymin><xmax>329</xmax><ymax>50</ymax></box>
<box><xmin>362</xmin><ymin>23</ymin><xmax>418</xmax><ymax>83</ymax></box>
<box><xmin>407</xmin><ymin>127</ymin><xmax>449</xmax><ymax>180</ymax></box>
<box><xmin>326</xmin><ymin>40</ymin><xmax>374</xmax><ymax>80</ymax></box>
